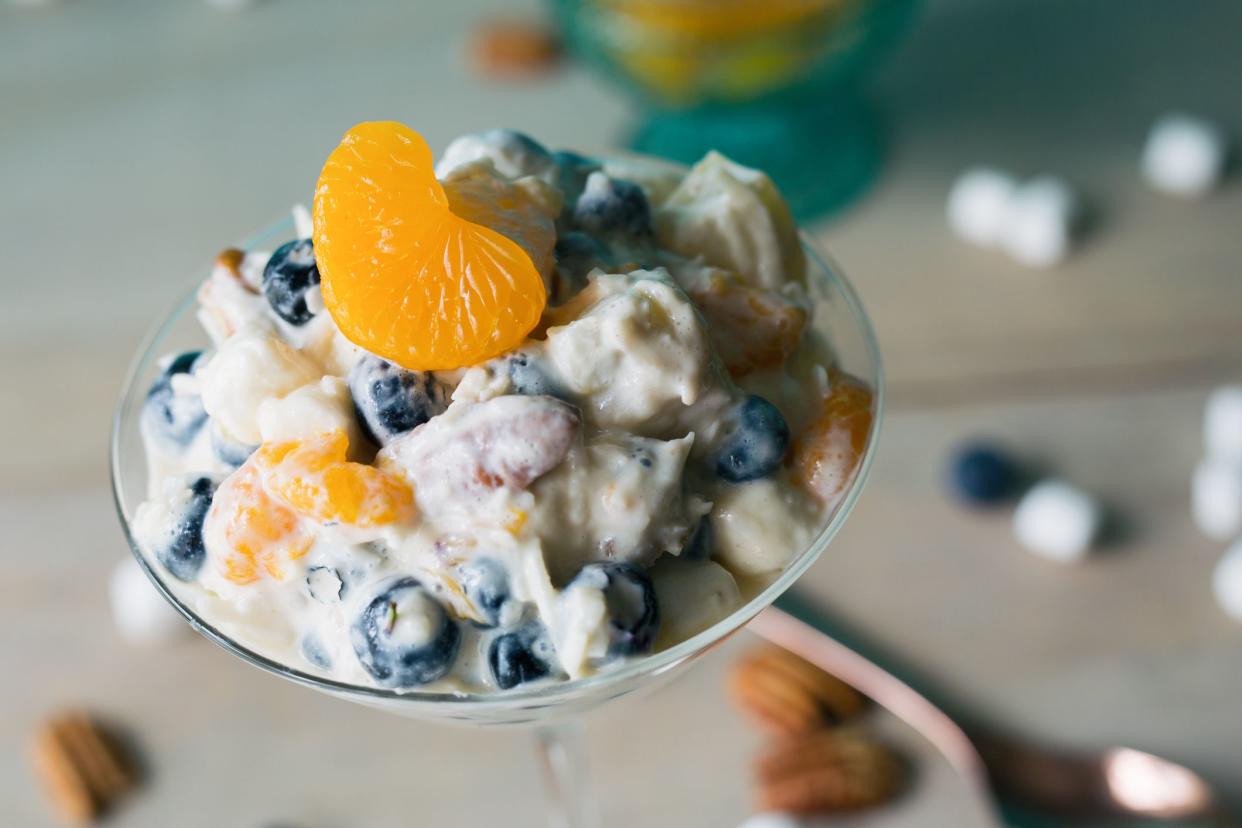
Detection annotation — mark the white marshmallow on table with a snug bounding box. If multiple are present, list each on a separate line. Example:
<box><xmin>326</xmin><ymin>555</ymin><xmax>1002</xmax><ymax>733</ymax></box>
<box><xmin>1142</xmin><ymin>114</ymin><xmax>1229</xmax><ymax>199</ymax></box>
<box><xmin>947</xmin><ymin>167</ymin><xmax>1018</xmax><ymax>247</ymax></box>
<box><xmin>737</xmin><ymin>814</ymin><xmax>804</xmax><ymax>828</ymax></box>
<box><xmin>1192</xmin><ymin>457</ymin><xmax>1242</xmax><ymax>541</ymax></box>
<box><xmin>1013</xmin><ymin>479</ymin><xmax>1101</xmax><ymax>563</ymax></box>
<box><xmin>947</xmin><ymin>168</ymin><xmax>1082</xmax><ymax>268</ymax></box>
<box><xmin>1213</xmin><ymin>539</ymin><xmax>1242</xmax><ymax>622</ymax></box>
<box><xmin>110</xmin><ymin>556</ymin><xmax>191</xmax><ymax>646</ymax></box>
<box><xmin>1001</xmin><ymin>176</ymin><xmax>1080</xmax><ymax>269</ymax></box>
<box><xmin>1204</xmin><ymin>385</ymin><xmax>1242</xmax><ymax>463</ymax></box>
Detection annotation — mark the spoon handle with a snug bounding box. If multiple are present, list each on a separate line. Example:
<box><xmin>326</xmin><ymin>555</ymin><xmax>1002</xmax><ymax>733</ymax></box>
<box><xmin>761</xmin><ymin>593</ymin><xmax>1236</xmax><ymax>827</ymax></box>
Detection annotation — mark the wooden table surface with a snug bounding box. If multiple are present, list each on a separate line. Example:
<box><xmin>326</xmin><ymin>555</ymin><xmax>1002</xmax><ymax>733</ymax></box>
<box><xmin>3</xmin><ymin>1</ymin><xmax>1241</xmax><ymax>826</ymax></box>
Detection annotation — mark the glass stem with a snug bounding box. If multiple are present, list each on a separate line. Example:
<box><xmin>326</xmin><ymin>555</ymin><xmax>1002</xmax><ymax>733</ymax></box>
<box><xmin>535</xmin><ymin>720</ymin><xmax>600</xmax><ymax>828</ymax></box>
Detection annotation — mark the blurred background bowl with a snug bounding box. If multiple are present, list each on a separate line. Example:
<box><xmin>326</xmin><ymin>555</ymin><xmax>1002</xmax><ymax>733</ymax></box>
<box><xmin>553</xmin><ymin>0</ymin><xmax>920</xmax><ymax>218</ymax></box>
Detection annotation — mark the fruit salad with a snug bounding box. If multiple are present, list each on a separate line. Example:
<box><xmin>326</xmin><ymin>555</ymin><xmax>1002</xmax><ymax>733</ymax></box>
<box><xmin>132</xmin><ymin>123</ymin><xmax>874</xmax><ymax>693</ymax></box>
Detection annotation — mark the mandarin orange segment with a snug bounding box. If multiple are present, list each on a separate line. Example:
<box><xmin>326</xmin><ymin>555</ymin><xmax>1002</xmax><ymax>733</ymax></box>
<box><xmin>255</xmin><ymin>430</ymin><xmax>415</xmax><ymax>528</ymax></box>
<box><xmin>790</xmin><ymin>372</ymin><xmax>874</xmax><ymax>506</ymax></box>
<box><xmin>313</xmin><ymin>121</ymin><xmax>548</xmax><ymax>372</ymax></box>
<box><xmin>209</xmin><ymin>462</ymin><xmax>312</xmax><ymax>585</ymax></box>
<box><xmin>688</xmin><ymin>271</ymin><xmax>807</xmax><ymax>376</ymax></box>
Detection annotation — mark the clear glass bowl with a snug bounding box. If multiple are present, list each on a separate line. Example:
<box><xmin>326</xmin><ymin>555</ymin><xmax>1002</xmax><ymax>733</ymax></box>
<box><xmin>110</xmin><ymin>205</ymin><xmax>882</xmax><ymax>824</ymax></box>
<box><xmin>110</xmin><ymin>215</ymin><xmax>883</xmax><ymax>725</ymax></box>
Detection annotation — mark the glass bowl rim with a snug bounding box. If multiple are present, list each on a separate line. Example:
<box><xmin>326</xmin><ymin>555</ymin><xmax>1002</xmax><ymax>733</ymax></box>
<box><xmin>109</xmin><ymin>224</ymin><xmax>884</xmax><ymax>709</ymax></box>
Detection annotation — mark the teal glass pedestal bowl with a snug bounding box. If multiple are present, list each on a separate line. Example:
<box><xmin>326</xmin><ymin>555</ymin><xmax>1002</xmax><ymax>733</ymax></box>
<box><xmin>552</xmin><ymin>0</ymin><xmax>919</xmax><ymax>219</ymax></box>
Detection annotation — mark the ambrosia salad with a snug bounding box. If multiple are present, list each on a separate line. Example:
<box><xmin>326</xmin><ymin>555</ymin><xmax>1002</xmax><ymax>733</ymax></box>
<box><xmin>133</xmin><ymin>123</ymin><xmax>874</xmax><ymax>693</ymax></box>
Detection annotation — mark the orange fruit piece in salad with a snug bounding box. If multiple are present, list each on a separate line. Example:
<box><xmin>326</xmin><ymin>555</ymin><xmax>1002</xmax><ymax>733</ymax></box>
<box><xmin>209</xmin><ymin>462</ymin><xmax>313</xmax><ymax>585</ymax></box>
<box><xmin>790</xmin><ymin>372</ymin><xmax>874</xmax><ymax>506</ymax></box>
<box><xmin>313</xmin><ymin>121</ymin><xmax>548</xmax><ymax>371</ymax></box>
<box><xmin>687</xmin><ymin>271</ymin><xmax>807</xmax><ymax>377</ymax></box>
<box><xmin>255</xmin><ymin>430</ymin><xmax>414</xmax><ymax>529</ymax></box>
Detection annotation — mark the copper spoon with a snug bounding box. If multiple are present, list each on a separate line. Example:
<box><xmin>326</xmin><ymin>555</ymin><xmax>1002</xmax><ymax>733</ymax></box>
<box><xmin>755</xmin><ymin>595</ymin><xmax>1236</xmax><ymax>826</ymax></box>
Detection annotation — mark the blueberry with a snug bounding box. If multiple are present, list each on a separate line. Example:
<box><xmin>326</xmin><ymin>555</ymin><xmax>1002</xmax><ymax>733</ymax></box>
<box><xmin>456</xmin><ymin>558</ymin><xmax>511</xmax><ymax>628</ymax></box>
<box><xmin>571</xmin><ymin>563</ymin><xmax>660</xmax><ymax>656</ymax></box>
<box><xmin>488</xmin><ymin>623</ymin><xmax>557</xmax><ymax>690</ymax></box>
<box><xmin>554</xmin><ymin>231</ymin><xmax>611</xmax><ymax>280</ymax></box>
<box><xmin>142</xmin><ymin>350</ymin><xmax>207</xmax><ymax>447</ymax></box>
<box><xmin>165</xmin><ymin>351</ymin><xmax>201</xmax><ymax>375</ymax></box>
<box><xmin>552</xmin><ymin>150</ymin><xmax>601</xmax><ymax>210</ymax></box>
<box><xmin>507</xmin><ymin>353</ymin><xmax>564</xmax><ymax>398</ymax></box>
<box><xmin>348</xmin><ymin>354</ymin><xmax>449</xmax><ymax>445</ymax></box>
<box><xmin>351</xmin><ymin>578</ymin><xmax>460</xmax><ymax>688</ymax></box>
<box><xmin>153</xmin><ymin>476</ymin><xmax>215</xmax><ymax>582</ymax></box>
<box><xmin>301</xmin><ymin>634</ymin><xmax>332</xmax><ymax>670</ymax></box>
<box><xmin>210</xmin><ymin>422</ymin><xmax>256</xmax><ymax>468</ymax></box>
<box><xmin>262</xmin><ymin>239</ymin><xmax>320</xmax><ymax>326</ymax></box>
<box><xmin>714</xmin><ymin>396</ymin><xmax>790</xmax><ymax>483</ymax></box>
<box><xmin>573</xmin><ymin>172</ymin><xmax>652</xmax><ymax>239</ymax></box>
<box><xmin>949</xmin><ymin>442</ymin><xmax>1020</xmax><ymax>505</ymax></box>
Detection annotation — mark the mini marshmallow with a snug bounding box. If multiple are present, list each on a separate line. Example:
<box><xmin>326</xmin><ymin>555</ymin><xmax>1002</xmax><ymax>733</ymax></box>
<box><xmin>1142</xmin><ymin>114</ymin><xmax>1228</xmax><ymax>199</ymax></box>
<box><xmin>1192</xmin><ymin>457</ymin><xmax>1242</xmax><ymax>541</ymax></box>
<box><xmin>943</xmin><ymin>166</ymin><xmax>1023</xmax><ymax>245</ymax></box>
<box><xmin>291</xmin><ymin>203</ymin><xmax>313</xmax><ymax>240</ymax></box>
<box><xmin>1013</xmin><ymin>479</ymin><xmax>1101</xmax><ymax>562</ymax></box>
<box><xmin>1001</xmin><ymin>176</ymin><xmax>1080</xmax><ymax>269</ymax></box>
<box><xmin>737</xmin><ymin>814</ymin><xmax>804</xmax><ymax>828</ymax></box>
<box><xmin>1212</xmin><ymin>539</ymin><xmax>1242</xmax><ymax>622</ymax></box>
<box><xmin>946</xmin><ymin>167</ymin><xmax>1018</xmax><ymax>247</ymax></box>
<box><xmin>110</xmin><ymin>556</ymin><xmax>190</xmax><ymax>646</ymax></box>
<box><xmin>1204</xmin><ymin>385</ymin><xmax>1242</xmax><ymax>463</ymax></box>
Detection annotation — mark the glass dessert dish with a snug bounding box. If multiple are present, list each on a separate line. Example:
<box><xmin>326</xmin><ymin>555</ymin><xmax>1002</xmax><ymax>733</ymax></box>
<box><xmin>112</xmin><ymin>203</ymin><xmax>882</xmax><ymax>824</ymax></box>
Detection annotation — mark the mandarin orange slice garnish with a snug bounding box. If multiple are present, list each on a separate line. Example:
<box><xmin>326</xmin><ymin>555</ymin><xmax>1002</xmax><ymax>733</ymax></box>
<box><xmin>255</xmin><ymin>430</ymin><xmax>415</xmax><ymax>529</ymax></box>
<box><xmin>313</xmin><ymin>121</ymin><xmax>549</xmax><ymax>371</ymax></box>
<box><xmin>790</xmin><ymin>372</ymin><xmax>874</xmax><ymax>506</ymax></box>
<box><xmin>208</xmin><ymin>462</ymin><xmax>313</xmax><ymax>585</ymax></box>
